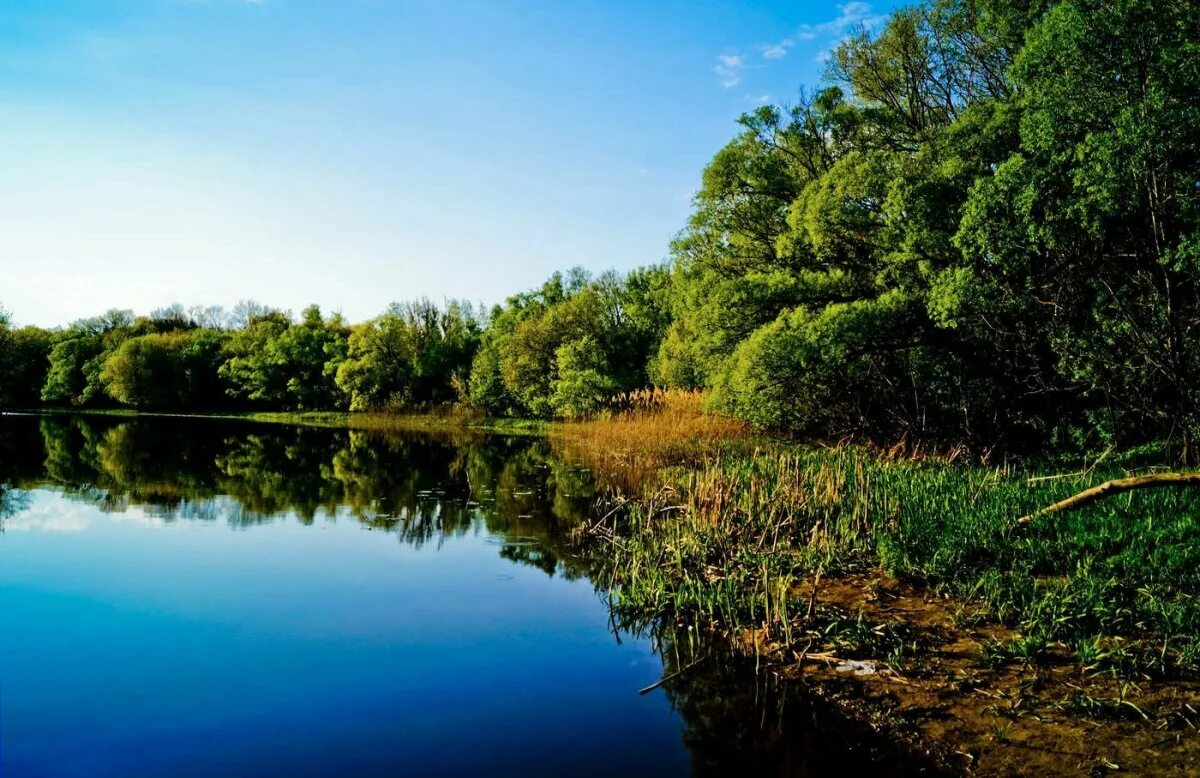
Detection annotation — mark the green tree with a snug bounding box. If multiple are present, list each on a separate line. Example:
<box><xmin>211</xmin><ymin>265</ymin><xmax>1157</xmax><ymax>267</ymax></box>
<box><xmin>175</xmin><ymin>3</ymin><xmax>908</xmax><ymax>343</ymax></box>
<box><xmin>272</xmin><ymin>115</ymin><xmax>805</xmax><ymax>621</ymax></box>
<box><xmin>955</xmin><ymin>0</ymin><xmax>1200</xmax><ymax>456</ymax></box>
<box><xmin>550</xmin><ymin>336</ymin><xmax>617</xmax><ymax>418</ymax></box>
<box><xmin>220</xmin><ymin>306</ymin><xmax>348</xmax><ymax>410</ymax></box>
<box><xmin>0</xmin><ymin>315</ymin><xmax>53</xmax><ymax>409</ymax></box>
<box><xmin>469</xmin><ymin>268</ymin><xmax>671</xmax><ymax>418</ymax></box>
<box><xmin>99</xmin><ymin>330</ymin><xmax>226</xmax><ymax>410</ymax></box>
<box><xmin>654</xmin><ymin>0</ymin><xmax>1045</xmax><ymax>449</ymax></box>
<box><xmin>335</xmin><ymin>299</ymin><xmax>481</xmax><ymax>411</ymax></box>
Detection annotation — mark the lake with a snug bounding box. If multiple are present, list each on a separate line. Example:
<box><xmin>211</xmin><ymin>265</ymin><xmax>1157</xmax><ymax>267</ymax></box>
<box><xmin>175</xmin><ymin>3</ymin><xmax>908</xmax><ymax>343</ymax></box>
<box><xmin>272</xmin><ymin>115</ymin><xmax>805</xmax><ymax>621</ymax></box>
<box><xmin>0</xmin><ymin>415</ymin><xmax>929</xmax><ymax>777</ymax></box>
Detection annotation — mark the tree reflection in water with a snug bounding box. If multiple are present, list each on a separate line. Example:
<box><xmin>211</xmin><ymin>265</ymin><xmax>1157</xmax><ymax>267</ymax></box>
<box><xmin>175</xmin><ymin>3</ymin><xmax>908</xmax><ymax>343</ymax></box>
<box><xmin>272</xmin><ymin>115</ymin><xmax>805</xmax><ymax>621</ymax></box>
<box><xmin>8</xmin><ymin>416</ymin><xmax>596</xmax><ymax>574</ymax></box>
<box><xmin>0</xmin><ymin>414</ymin><xmax>945</xmax><ymax>775</ymax></box>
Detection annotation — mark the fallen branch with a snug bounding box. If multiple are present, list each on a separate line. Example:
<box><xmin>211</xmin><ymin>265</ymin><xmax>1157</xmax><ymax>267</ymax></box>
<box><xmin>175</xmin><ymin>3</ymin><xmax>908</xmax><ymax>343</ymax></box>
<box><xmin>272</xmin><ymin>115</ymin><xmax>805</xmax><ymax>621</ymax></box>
<box><xmin>1018</xmin><ymin>472</ymin><xmax>1200</xmax><ymax>524</ymax></box>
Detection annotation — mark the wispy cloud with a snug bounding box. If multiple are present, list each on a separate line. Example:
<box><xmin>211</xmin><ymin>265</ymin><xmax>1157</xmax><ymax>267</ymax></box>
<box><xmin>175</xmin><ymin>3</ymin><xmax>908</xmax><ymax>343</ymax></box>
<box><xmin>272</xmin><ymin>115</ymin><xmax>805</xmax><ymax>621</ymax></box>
<box><xmin>713</xmin><ymin>53</ymin><xmax>744</xmax><ymax>88</ymax></box>
<box><xmin>761</xmin><ymin>41</ymin><xmax>792</xmax><ymax>60</ymax></box>
<box><xmin>801</xmin><ymin>2</ymin><xmax>882</xmax><ymax>39</ymax></box>
<box><xmin>756</xmin><ymin>2</ymin><xmax>885</xmax><ymax>62</ymax></box>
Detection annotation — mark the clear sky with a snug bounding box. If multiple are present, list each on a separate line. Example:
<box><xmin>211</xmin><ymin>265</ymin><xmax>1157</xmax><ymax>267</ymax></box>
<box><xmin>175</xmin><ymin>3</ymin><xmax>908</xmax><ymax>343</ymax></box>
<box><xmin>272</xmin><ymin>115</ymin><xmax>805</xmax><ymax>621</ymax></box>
<box><xmin>0</xmin><ymin>0</ymin><xmax>893</xmax><ymax>328</ymax></box>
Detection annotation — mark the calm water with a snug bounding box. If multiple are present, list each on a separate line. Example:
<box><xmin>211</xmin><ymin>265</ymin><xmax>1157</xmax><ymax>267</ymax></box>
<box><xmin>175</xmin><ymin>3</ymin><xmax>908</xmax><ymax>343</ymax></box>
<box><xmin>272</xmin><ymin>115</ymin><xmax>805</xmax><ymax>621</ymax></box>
<box><xmin>0</xmin><ymin>415</ymin><xmax>932</xmax><ymax>777</ymax></box>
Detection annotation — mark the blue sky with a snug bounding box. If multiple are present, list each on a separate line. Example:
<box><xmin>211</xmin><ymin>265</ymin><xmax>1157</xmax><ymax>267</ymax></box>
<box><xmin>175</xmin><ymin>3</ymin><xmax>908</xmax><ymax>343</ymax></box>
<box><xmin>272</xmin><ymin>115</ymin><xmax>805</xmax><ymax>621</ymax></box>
<box><xmin>0</xmin><ymin>0</ymin><xmax>893</xmax><ymax>327</ymax></box>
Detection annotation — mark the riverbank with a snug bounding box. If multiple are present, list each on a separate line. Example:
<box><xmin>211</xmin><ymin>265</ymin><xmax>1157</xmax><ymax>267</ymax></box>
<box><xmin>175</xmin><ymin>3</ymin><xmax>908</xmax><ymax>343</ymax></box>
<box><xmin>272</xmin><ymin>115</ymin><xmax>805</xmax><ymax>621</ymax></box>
<box><xmin>18</xmin><ymin>406</ymin><xmax>550</xmax><ymax>436</ymax></box>
<box><xmin>552</xmin><ymin>395</ymin><xmax>1200</xmax><ymax>775</ymax></box>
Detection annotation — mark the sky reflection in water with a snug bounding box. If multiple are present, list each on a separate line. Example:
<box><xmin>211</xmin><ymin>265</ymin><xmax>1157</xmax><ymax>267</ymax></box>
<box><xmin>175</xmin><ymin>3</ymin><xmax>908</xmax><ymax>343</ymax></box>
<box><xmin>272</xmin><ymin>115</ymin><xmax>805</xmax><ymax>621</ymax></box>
<box><xmin>0</xmin><ymin>416</ymin><xmax>687</xmax><ymax>777</ymax></box>
<box><xmin>0</xmin><ymin>415</ymin><xmax>929</xmax><ymax>777</ymax></box>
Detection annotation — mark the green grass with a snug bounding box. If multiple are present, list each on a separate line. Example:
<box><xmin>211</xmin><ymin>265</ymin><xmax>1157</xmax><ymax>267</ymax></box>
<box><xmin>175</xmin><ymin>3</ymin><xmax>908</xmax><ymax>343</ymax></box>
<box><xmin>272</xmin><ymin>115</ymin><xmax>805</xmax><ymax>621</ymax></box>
<box><xmin>580</xmin><ymin>446</ymin><xmax>1200</xmax><ymax>678</ymax></box>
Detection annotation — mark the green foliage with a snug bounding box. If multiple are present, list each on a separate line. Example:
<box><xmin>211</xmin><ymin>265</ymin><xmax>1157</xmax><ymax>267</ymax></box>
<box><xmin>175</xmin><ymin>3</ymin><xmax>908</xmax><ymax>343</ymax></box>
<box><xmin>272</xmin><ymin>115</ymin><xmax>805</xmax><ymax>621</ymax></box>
<box><xmin>22</xmin><ymin>298</ymin><xmax>480</xmax><ymax>416</ymax></box>
<box><xmin>651</xmin><ymin>0</ymin><xmax>1200</xmax><ymax>457</ymax></box>
<box><xmin>467</xmin><ymin>267</ymin><xmax>670</xmax><ymax>418</ymax></box>
<box><xmin>550</xmin><ymin>336</ymin><xmax>617</xmax><ymax>418</ymax></box>
<box><xmin>714</xmin><ymin>291</ymin><xmax>939</xmax><ymax>437</ymax></box>
<box><xmin>41</xmin><ymin>335</ymin><xmax>106</xmax><ymax>406</ymax></box>
<box><xmin>335</xmin><ymin>299</ymin><xmax>480</xmax><ymax>410</ymax></box>
<box><xmin>99</xmin><ymin>330</ymin><xmax>226</xmax><ymax>410</ymax></box>
<box><xmin>0</xmin><ymin>322</ymin><xmax>52</xmax><ymax>408</ymax></box>
<box><xmin>467</xmin><ymin>342</ymin><xmax>514</xmax><ymax>415</ymax></box>
<box><xmin>220</xmin><ymin>306</ymin><xmax>348</xmax><ymax>411</ymax></box>
<box><xmin>953</xmin><ymin>0</ymin><xmax>1200</xmax><ymax>455</ymax></box>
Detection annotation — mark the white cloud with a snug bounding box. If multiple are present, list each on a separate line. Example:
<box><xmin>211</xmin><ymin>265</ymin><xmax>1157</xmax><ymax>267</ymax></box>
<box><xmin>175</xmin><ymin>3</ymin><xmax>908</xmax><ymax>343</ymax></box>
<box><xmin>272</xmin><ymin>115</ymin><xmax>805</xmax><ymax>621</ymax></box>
<box><xmin>713</xmin><ymin>53</ymin><xmax>744</xmax><ymax>88</ymax></box>
<box><xmin>2</xmin><ymin>494</ymin><xmax>182</xmax><ymax>533</ymax></box>
<box><xmin>737</xmin><ymin>4</ymin><xmax>889</xmax><ymax>77</ymax></box>
<box><xmin>762</xmin><ymin>40</ymin><xmax>792</xmax><ymax>60</ymax></box>
<box><xmin>3</xmin><ymin>500</ymin><xmax>93</xmax><ymax>533</ymax></box>
<box><xmin>795</xmin><ymin>2</ymin><xmax>886</xmax><ymax>42</ymax></box>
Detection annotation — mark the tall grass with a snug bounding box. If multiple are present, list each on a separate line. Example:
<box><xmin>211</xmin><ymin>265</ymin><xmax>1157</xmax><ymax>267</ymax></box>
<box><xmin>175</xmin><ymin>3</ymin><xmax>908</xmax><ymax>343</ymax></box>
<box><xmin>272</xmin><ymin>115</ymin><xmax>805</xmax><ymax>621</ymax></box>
<box><xmin>571</xmin><ymin>409</ymin><xmax>1200</xmax><ymax>677</ymax></box>
<box><xmin>554</xmin><ymin>389</ymin><xmax>752</xmax><ymax>488</ymax></box>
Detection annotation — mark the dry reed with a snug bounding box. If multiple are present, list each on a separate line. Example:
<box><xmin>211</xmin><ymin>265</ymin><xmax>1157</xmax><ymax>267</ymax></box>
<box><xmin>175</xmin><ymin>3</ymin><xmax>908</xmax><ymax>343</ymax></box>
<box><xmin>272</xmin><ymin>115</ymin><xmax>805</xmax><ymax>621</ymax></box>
<box><xmin>552</xmin><ymin>389</ymin><xmax>753</xmax><ymax>491</ymax></box>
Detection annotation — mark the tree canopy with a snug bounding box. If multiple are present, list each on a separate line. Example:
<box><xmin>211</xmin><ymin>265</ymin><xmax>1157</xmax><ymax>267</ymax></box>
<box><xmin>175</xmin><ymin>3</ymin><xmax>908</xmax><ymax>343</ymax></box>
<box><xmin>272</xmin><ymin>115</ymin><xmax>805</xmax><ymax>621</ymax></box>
<box><xmin>654</xmin><ymin>0</ymin><xmax>1200</xmax><ymax>459</ymax></box>
<box><xmin>3</xmin><ymin>0</ymin><xmax>1198</xmax><ymax>459</ymax></box>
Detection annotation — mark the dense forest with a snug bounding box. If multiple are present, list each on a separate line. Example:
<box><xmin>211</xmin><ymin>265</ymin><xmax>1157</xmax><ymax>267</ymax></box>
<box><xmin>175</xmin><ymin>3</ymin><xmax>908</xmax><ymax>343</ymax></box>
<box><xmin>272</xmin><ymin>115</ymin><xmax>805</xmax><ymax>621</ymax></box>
<box><xmin>2</xmin><ymin>0</ymin><xmax>1198</xmax><ymax>460</ymax></box>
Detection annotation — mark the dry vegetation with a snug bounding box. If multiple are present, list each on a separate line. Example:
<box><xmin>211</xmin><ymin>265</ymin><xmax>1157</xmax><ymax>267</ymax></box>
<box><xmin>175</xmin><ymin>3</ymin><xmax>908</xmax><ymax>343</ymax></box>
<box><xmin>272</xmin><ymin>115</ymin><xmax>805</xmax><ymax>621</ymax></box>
<box><xmin>552</xmin><ymin>389</ymin><xmax>753</xmax><ymax>489</ymax></box>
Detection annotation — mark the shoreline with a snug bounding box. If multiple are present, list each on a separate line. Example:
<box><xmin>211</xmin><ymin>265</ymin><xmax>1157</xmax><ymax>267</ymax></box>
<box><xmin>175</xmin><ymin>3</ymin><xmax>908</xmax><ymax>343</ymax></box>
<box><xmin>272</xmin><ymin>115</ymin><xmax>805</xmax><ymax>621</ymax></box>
<box><xmin>7</xmin><ymin>406</ymin><xmax>551</xmax><ymax>436</ymax></box>
<box><xmin>9</xmin><ymin>406</ymin><xmax>1200</xmax><ymax>774</ymax></box>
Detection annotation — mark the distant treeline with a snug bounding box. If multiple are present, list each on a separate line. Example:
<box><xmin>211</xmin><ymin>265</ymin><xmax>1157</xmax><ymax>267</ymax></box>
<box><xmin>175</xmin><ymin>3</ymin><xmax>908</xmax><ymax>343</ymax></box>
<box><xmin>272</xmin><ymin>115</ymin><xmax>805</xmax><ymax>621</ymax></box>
<box><xmin>3</xmin><ymin>0</ymin><xmax>1199</xmax><ymax>459</ymax></box>
<box><xmin>0</xmin><ymin>271</ymin><xmax>668</xmax><ymax>420</ymax></box>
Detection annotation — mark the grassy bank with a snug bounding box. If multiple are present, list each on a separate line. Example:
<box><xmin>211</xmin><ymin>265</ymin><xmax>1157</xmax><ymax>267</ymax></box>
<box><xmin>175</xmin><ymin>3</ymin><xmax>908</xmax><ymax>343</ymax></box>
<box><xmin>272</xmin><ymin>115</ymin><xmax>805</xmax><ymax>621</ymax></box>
<box><xmin>582</xmin><ymin>448</ymin><xmax>1200</xmax><ymax>672</ymax></box>
<box><xmin>554</xmin><ymin>391</ymin><xmax>1200</xmax><ymax>773</ymax></box>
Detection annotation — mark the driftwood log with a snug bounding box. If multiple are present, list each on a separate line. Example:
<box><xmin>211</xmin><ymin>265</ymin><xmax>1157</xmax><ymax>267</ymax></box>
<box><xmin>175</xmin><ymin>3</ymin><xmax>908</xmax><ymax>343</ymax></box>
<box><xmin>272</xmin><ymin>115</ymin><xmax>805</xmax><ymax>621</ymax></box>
<box><xmin>1018</xmin><ymin>472</ymin><xmax>1200</xmax><ymax>524</ymax></box>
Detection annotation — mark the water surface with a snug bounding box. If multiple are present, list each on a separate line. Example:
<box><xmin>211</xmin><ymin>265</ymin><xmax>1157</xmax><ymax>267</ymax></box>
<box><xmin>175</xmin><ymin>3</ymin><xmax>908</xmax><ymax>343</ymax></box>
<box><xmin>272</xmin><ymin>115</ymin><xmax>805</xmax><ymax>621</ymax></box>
<box><xmin>0</xmin><ymin>415</ymin><xmax>930</xmax><ymax>776</ymax></box>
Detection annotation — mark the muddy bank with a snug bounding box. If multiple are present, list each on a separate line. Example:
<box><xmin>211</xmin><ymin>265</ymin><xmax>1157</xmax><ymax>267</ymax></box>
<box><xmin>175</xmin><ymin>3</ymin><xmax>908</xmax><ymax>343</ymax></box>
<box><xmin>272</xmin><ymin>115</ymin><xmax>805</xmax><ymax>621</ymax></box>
<box><xmin>739</xmin><ymin>573</ymin><xmax>1200</xmax><ymax>776</ymax></box>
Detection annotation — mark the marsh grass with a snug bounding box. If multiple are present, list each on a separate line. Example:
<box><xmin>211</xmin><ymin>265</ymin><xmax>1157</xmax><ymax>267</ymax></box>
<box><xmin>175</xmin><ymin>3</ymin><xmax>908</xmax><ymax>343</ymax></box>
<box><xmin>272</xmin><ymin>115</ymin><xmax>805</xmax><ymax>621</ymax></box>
<box><xmin>554</xmin><ymin>389</ymin><xmax>753</xmax><ymax>488</ymax></box>
<box><xmin>570</xmin><ymin>406</ymin><xmax>1200</xmax><ymax>679</ymax></box>
<box><xmin>567</xmin><ymin>388</ymin><xmax>749</xmax><ymax>445</ymax></box>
